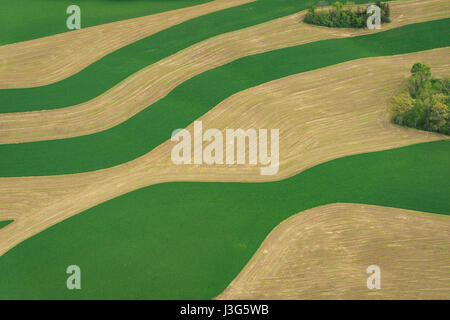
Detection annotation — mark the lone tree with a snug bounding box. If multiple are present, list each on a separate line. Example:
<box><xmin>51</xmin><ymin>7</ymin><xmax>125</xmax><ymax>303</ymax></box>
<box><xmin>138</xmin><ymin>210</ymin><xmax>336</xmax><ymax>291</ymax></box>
<box><xmin>406</xmin><ymin>62</ymin><xmax>432</xmax><ymax>99</ymax></box>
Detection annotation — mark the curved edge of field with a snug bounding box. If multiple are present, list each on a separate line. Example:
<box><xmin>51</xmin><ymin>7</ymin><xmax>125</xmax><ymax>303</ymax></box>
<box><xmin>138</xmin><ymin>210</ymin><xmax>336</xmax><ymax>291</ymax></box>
<box><xmin>1</xmin><ymin>0</ymin><xmax>448</xmax><ymax>143</ymax></box>
<box><xmin>0</xmin><ymin>0</ymin><xmax>254</xmax><ymax>89</ymax></box>
<box><xmin>0</xmin><ymin>48</ymin><xmax>448</xmax><ymax>256</ymax></box>
<box><xmin>0</xmin><ymin>141</ymin><xmax>448</xmax><ymax>299</ymax></box>
<box><xmin>216</xmin><ymin>203</ymin><xmax>450</xmax><ymax>300</ymax></box>
<box><xmin>0</xmin><ymin>0</ymin><xmax>216</xmax><ymax>46</ymax></box>
<box><xmin>0</xmin><ymin>220</ymin><xmax>14</xmax><ymax>230</ymax></box>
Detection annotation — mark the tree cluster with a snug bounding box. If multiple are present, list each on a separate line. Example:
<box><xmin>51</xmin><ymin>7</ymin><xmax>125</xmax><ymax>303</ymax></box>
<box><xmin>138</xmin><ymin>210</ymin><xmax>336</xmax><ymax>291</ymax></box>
<box><xmin>303</xmin><ymin>1</ymin><xmax>390</xmax><ymax>28</ymax></box>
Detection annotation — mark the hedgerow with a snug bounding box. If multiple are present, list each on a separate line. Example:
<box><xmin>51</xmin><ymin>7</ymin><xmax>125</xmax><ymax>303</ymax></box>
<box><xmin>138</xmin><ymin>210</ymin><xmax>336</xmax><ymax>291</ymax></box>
<box><xmin>303</xmin><ymin>1</ymin><xmax>390</xmax><ymax>28</ymax></box>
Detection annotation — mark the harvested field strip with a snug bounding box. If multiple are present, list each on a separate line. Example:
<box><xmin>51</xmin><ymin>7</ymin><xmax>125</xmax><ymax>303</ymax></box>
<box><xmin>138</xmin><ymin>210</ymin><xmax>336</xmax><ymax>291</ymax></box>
<box><xmin>0</xmin><ymin>0</ymin><xmax>252</xmax><ymax>89</ymax></box>
<box><xmin>0</xmin><ymin>0</ymin><xmax>215</xmax><ymax>45</ymax></box>
<box><xmin>0</xmin><ymin>48</ymin><xmax>446</xmax><ymax>258</ymax></box>
<box><xmin>217</xmin><ymin>203</ymin><xmax>450</xmax><ymax>300</ymax></box>
<box><xmin>0</xmin><ymin>19</ymin><xmax>449</xmax><ymax>177</ymax></box>
<box><xmin>2</xmin><ymin>0</ymin><xmax>449</xmax><ymax>143</ymax></box>
<box><xmin>1</xmin><ymin>0</ymin><xmax>446</xmax><ymax>90</ymax></box>
<box><xmin>0</xmin><ymin>0</ymin><xmax>387</xmax><ymax>110</ymax></box>
<box><xmin>0</xmin><ymin>141</ymin><xmax>449</xmax><ymax>299</ymax></box>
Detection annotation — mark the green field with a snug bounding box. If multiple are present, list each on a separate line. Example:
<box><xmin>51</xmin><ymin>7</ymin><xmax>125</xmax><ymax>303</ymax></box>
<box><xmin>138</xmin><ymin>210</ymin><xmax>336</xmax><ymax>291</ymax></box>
<box><xmin>0</xmin><ymin>0</ymin><xmax>213</xmax><ymax>46</ymax></box>
<box><xmin>1</xmin><ymin>0</ymin><xmax>448</xmax><ymax>301</ymax></box>
<box><xmin>0</xmin><ymin>141</ymin><xmax>448</xmax><ymax>299</ymax></box>
<box><xmin>0</xmin><ymin>0</ymin><xmax>386</xmax><ymax>112</ymax></box>
<box><xmin>0</xmin><ymin>221</ymin><xmax>13</xmax><ymax>230</ymax></box>
<box><xmin>0</xmin><ymin>19</ymin><xmax>448</xmax><ymax>177</ymax></box>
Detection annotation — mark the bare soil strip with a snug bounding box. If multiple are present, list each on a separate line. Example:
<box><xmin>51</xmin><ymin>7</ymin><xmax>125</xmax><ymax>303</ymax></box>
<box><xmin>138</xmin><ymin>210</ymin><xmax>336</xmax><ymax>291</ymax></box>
<box><xmin>216</xmin><ymin>203</ymin><xmax>450</xmax><ymax>300</ymax></box>
<box><xmin>0</xmin><ymin>49</ymin><xmax>448</xmax><ymax>255</ymax></box>
<box><xmin>1</xmin><ymin>0</ymin><xmax>449</xmax><ymax>144</ymax></box>
<box><xmin>0</xmin><ymin>0</ymin><xmax>254</xmax><ymax>89</ymax></box>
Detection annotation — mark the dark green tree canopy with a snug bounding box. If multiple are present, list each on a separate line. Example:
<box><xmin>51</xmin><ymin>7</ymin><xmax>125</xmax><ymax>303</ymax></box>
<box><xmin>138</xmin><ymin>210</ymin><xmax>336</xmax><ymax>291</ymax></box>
<box><xmin>390</xmin><ymin>63</ymin><xmax>449</xmax><ymax>135</ymax></box>
<box><xmin>303</xmin><ymin>1</ymin><xmax>391</xmax><ymax>29</ymax></box>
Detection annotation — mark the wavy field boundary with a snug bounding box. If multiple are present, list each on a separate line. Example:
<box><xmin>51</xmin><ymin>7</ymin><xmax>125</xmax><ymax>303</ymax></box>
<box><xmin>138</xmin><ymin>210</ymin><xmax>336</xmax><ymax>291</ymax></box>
<box><xmin>0</xmin><ymin>0</ymin><xmax>216</xmax><ymax>46</ymax></box>
<box><xmin>0</xmin><ymin>48</ymin><xmax>447</xmax><ymax>257</ymax></box>
<box><xmin>0</xmin><ymin>141</ymin><xmax>448</xmax><ymax>299</ymax></box>
<box><xmin>0</xmin><ymin>20</ymin><xmax>448</xmax><ymax>178</ymax></box>
<box><xmin>1</xmin><ymin>1</ymin><xmax>448</xmax><ymax>300</ymax></box>
<box><xmin>0</xmin><ymin>221</ymin><xmax>13</xmax><ymax>230</ymax></box>
<box><xmin>0</xmin><ymin>0</ymin><xmax>402</xmax><ymax>112</ymax></box>
<box><xmin>1</xmin><ymin>0</ymin><xmax>449</xmax><ymax>143</ymax></box>
<box><xmin>0</xmin><ymin>0</ymin><xmax>252</xmax><ymax>89</ymax></box>
<box><xmin>217</xmin><ymin>203</ymin><xmax>450</xmax><ymax>300</ymax></box>
<box><xmin>1</xmin><ymin>0</ymin><xmax>446</xmax><ymax>90</ymax></box>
